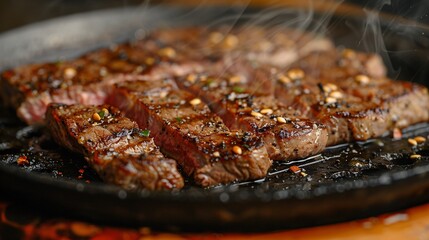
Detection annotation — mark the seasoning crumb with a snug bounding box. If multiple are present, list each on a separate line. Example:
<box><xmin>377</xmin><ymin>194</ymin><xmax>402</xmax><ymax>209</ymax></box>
<box><xmin>278</xmin><ymin>74</ymin><xmax>292</xmax><ymax>84</ymax></box>
<box><xmin>78</xmin><ymin>137</ymin><xmax>85</xmax><ymax>145</ymax></box>
<box><xmin>325</xmin><ymin>97</ymin><xmax>337</xmax><ymax>104</ymax></box>
<box><xmin>213</xmin><ymin>151</ymin><xmax>220</xmax><ymax>157</ymax></box>
<box><xmin>232</xmin><ymin>146</ymin><xmax>242</xmax><ymax>155</ymax></box>
<box><xmin>329</xmin><ymin>91</ymin><xmax>343</xmax><ymax>99</ymax></box>
<box><xmin>229</xmin><ymin>75</ymin><xmax>242</xmax><ymax>84</ymax></box>
<box><xmin>410</xmin><ymin>154</ymin><xmax>422</xmax><ymax>160</ymax></box>
<box><xmin>186</xmin><ymin>74</ymin><xmax>197</xmax><ymax>83</ymax></box>
<box><xmin>289</xmin><ymin>165</ymin><xmax>301</xmax><ymax>173</ymax></box>
<box><xmin>17</xmin><ymin>156</ymin><xmax>29</xmax><ymax>166</ymax></box>
<box><xmin>414</xmin><ymin>136</ymin><xmax>426</xmax><ymax>144</ymax></box>
<box><xmin>92</xmin><ymin>112</ymin><xmax>101</xmax><ymax>121</ymax></box>
<box><xmin>158</xmin><ymin>47</ymin><xmax>176</xmax><ymax>58</ymax></box>
<box><xmin>190</xmin><ymin>98</ymin><xmax>202</xmax><ymax>106</ymax></box>
<box><xmin>355</xmin><ymin>75</ymin><xmax>370</xmax><ymax>85</ymax></box>
<box><xmin>342</xmin><ymin>49</ymin><xmax>356</xmax><ymax>58</ymax></box>
<box><xmin>408</xmin><ymin>138</ymin><xmax>418</xmax><ymax>146</ymax></box>
<box><xmin>224</xmin><ymin>34</ymin><xmax>239</xmax><ymax>48</ymax></box>
<box><xmin>159</xmin><ymin>91</ymin><xmax>168</xmax><ymax>98</ymax></box>
<box><xmin>287</xmin><ymin>68</ymin><xmax>305</xmax><ymax>80</ymax></box>
<box><xmin>300</xmin><ymin>171</ymin><xmax>308</xmax><ymax>177</ymax></box>
<box><xmin>322</xmin><ymin>83</ymin><xmax>338</xmax><ymax>93</ymax></box>
<box><xmin>251</xmin><ymin>111</ymin><xmax>263</xmax><ymax>118</ymax></box>
<box><xmin>64</xmin><ymin>67</ymin><xmax>77</xmax><ymax>79</ymax></box>
<box><xmin>260</xmin><ymin>108</ymin><xmax>273</xmax><ymax>115</ymax></box>
<box><xmin>209</xmin><ymin>32</ymin><xmax>224</xmax><ymax>44</ymax></box>
<box><xmin>145</xmin><ymin>57</ymin><xmax>155</xmax><ymax>65</ymax></box>
<box><xmin>277</xmin><ymin>116</ymin><xmax>287</xmax><ymax>123</ymax></box>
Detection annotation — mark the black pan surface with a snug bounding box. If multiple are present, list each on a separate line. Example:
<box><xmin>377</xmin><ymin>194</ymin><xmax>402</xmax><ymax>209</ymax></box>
<box><xmin>1</xmin><ymin>5</ymin><xmax>429</xmax><ymax>232</ymax></box>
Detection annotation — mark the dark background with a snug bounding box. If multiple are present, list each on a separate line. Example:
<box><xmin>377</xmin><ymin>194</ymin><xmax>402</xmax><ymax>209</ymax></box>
<box><xmin>0</xmin><ymin>0</ymin><xmax>428</xmax><ymax>33</ymax></box>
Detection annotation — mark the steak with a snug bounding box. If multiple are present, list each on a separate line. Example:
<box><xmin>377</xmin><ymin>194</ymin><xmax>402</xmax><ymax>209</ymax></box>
<box><xmin>274</xmin><ymin>49</ymin><xmax>429</xmax><ymax>145</ymax></box>
<box><xmin>1</xmin><ymin>26</ymin><xmax>332</xmax><ymax>125</ymax></box>
<box><xmin>45</xmin><ymin>103</ymin><xmax>184</xmax><ymax>190</ymax></box>
<box><xmin>175</xmin><ymin>73</ymin><xmax>328</xmax><ymax>160</ymax></box>
<box><xmin>146</xmin><ymin>26</ymin><xmax>334</xmax><ymax>67</ymax></box>
<box><xmin>1</xmin><ymin>42</ymin><xmax>202</xmax><ymax>125</ymax></box>
<box><xmin>108</xmin><ymin>79</ymin><xmax>272</xmax><ymax>187</ymax></box>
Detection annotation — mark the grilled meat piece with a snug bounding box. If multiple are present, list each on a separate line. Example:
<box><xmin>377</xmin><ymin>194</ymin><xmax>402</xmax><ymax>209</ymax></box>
<box><xmin>274</xmin><ymin>50</ymin><xmax>429</xmax><ymax>145</ymax></box>
<box><xmin>175</xmin><ymin>73</ymin><xmax>328</xmax><ymax>160</ymax></box>
<box><xmin>1</xmin><ymin>26</ymin><xmax>332</xmax><ymax>125</ymax></box>
<box><xmin>287</xmin><ymin>48</ymin><xmax>387</xmax><ymax>81</ymax></box>
<box><xmin>45</xmin><ymin>103</ymin><xmax>184</xmax><ymax>190</ymax></box>
<box><xmin>146</xmin><ymin>26</ymin><xmax>334</xmax><ymax>67</ymax></box>
<box><xmin>1</xmin><ymin>43</ymin><xmax>201</xmax><ymax>125</ymax></box>
<box><xmin>108</xmin><ymin>79</ymin><xmax>272</xmax><ymax>187</ymax></box>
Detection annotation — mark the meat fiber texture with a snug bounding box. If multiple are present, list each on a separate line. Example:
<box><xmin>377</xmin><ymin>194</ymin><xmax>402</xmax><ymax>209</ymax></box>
<box><xmin>108</xmin><ymin>79</ymin><xmax>272</xmax><ymax>187</ymax></box>
<box><xmin>45</xmin><ymin>103</ymin><xmax>184</xmax><ymax>190</ymax></box>
<box><xmin>2</xmin><ymin>26</ymin><xmax>429</xmax><ymax>188</ymax></box>
<box><xmin>0</xmin><ymin>26</ymin><xmax>333</xmax><ymax>125</ymax></box>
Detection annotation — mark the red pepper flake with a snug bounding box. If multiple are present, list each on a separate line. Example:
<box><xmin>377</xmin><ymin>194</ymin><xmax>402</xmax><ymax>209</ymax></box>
<box><xmin>78</xmin><ymin>176</ymin><xmax>83</xmax><ymax>179</ymax></box>
<box><xmin>393</xmin><ymin>128</ymin><xmax>402</xmax><ymax>139</ymax></box>
<box><xmin>78</xmin><ymin>169</ymin><xmax>85</xmax><ymax>174</ymax></box>
<box><xmin>17</xmin><ymin>156</ymin><xmax>29</xmax><ymax>166</ymax></box>
<box><xmin>85</xmin><ymin>180</ymin><xmax>91</xmax><ymax>184</ymax></box>
<box><xmin>289</xmin><ymin>165</ymin><xmax>301</xmax><ymax>174</ymax></box>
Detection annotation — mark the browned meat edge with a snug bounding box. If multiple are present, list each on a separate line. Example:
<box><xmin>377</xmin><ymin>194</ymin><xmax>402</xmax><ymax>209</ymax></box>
<box><xmin>45</xmin><ymin>103</ymin><xmax>184</xmax><ymax>190</ymax></box>
<box><xmin>1</xmin><ymin>42</ymin><xmax>199</xmax><ymax>125</ymax></box>
<box><xmin>175</xmin><ymin>73</ymin><xmax>328</xmax><ymax>160</ymax></box>
<box><xmin>1</xmin><ymin>26</ymin><xmax>333</xmax><ymax>125</ymax></box>
<box><xmin>274</xmin><ymin>49</ymin><xmax>429</xmax><ymax>145</ymax></box>
<box><xmin>108</xmin><ymin>79</ymin><xmax>272</xmax><ymax>187</ymax></box>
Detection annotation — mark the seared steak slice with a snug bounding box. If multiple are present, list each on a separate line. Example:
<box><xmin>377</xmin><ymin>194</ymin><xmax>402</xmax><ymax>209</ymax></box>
<box><xmin>108</xmin><ymin>79</ymin><xmax>271</xmax><ymax>187</ymax></box>
<box><xmin>175</xmin><ymin>73</ymin><xmax>328</xmax><ymax>160</ymax></box>
<box><xmin>146</xmin><ymin>26</ymin><xmax>334</xmax><ymax>67</ymax></box>
<box><xmin>288</xmin><ymin>48</ymin><xmax>387</xmax><ymax>81</ymax></box>
<box><xmin>1</xmin><ymin>42</ymin><xmax>202</xmax><ymax>125</ymax></box>
<box><xmin>1</xmin><ymin>26</ymin><xmax>333</xmax><ymax>125</ymax></box>
<box><xmin>277</xmin><ymin>83</ymin><xmax>391</xmax><ymax>145</ymax></box>
<box><xmin>45</xmin><ymin>103</ymin><xmax>184</xmax><ymax>190</ymax></box>
<box><xmin>274</xmin><ymin>56</ymin><xmax>429</xmax><ymax>145</ymax></box>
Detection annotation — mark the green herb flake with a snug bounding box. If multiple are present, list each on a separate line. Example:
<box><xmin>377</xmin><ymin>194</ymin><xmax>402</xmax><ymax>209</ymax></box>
<box><xmin>205</xmin><ymin>78</ymin><xmax>214</xmax><ymax>85</ymax></box>
<box><xmin>97</xmin><ymin>110</ymin><xmax>105</xmax><ymax>119</ymax></box>
<box><xmin>139</xmin><ymin>129</ymin><xmax>150</xmax><ymax>137</ymax></box>
<box><xmin>175</xmin><ymin>117</ymin><xmax>183</xmax><ymax>124</ymax></box>
<box><xmin>233</xmin><ymin>86</ymin><xmax>244</xmax><ymax>93</ymax></box>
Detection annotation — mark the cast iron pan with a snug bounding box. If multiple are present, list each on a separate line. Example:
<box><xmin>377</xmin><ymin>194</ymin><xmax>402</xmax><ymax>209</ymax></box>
<box><xmin>1</xmin><ymin>5</ymin><xmax>429</xmax><ymax>232</ymax></box>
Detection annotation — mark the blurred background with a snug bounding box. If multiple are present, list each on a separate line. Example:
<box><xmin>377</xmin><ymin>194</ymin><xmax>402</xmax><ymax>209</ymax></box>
<box><xmin>0</xmin><ymin>0</ymin><xmax>428</xmax><ymax>33</ymax></box>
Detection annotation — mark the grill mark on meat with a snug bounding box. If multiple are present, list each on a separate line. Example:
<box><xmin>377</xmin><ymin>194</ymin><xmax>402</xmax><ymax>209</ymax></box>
<box><xmin>1</xmin><ymin>26</ymin><xmax>429</xmax><ymax>189</ymax></box>
<box><xmin>274</xmin><ymin>49</ymin><xmax>429</xmax><ymax>145</ymax></box>
<box><xmin>175</xmin><ymin>73</ymin><xmax>328</xmax><ymax>161</ymax></box>
<box><xmin>108</xmin><ymin>79</ymin><xmax>271</xmax><ymax>187</ymax></box>
<box><xmin>146</xmin><ymin>26</ymin><xmax>334</xmax><ymax>67</ymax></box>
<box><xmin>1</xmin><ymin>26</ymin><xmax>333</xmax><ymax>125</ymax></box>
<box><xmin>0</xmin><ymin>42</ymin><xmax>200</xmax><ymax>125</ymax></box>
<box><xmin>45</xmin><ymin>103</ymin><xmax>184</xmax><ymax>190</ymax></box>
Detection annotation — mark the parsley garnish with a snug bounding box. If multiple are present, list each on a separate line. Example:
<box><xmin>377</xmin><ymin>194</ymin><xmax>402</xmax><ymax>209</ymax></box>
<box><xmin>175</xmin><ymin>117</ymin><xmax>183</xmax><ymax>124</ymax></box>
<box><xmin>97</xmin><ymin>110</ymin><xmax>105</xmax><ymax>119</ymax></box>
<box><xmin>139</xmin><ymin>129</ymin><xmax>150</xmax><ymax>137</ymax></box>
<box><xmin>233</xmin><ymin>86</ymin><xmax>244</xmax><ymax>93</ymax></box>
